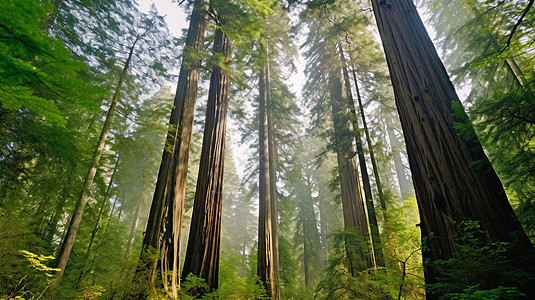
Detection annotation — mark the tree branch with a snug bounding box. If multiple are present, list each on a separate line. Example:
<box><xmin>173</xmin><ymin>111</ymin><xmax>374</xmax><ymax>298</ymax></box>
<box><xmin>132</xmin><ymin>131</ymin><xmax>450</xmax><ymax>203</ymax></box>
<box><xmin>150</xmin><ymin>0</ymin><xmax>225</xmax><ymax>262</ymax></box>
<box><xmin>499</xmin><ymin>0</ymin><xmax>534</xmax><ymax>54</ymax></box>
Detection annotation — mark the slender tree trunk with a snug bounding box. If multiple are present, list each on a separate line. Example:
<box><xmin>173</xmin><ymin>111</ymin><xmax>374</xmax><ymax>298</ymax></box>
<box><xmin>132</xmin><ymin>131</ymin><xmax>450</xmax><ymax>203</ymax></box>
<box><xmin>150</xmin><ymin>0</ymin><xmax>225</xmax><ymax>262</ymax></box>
<box><xmin>339</xmin><ymin>45</ymin><xmax>384</xmax><ymax>268</ymax></box>
<box><xmin>303</xmin><ymin>217</ymin><xmax>310</xmax><ymax>288</ymax></box>
<box><xmin>126</xmin><ymin>202</ymin><xmax>142</xmax><ymax>258</ymax></box>
<box><xmin>303</xmin><ymin>172</ymin><xmax>322</xmax><ymax>288</ymax></box>
<box><xmin>266</xmin><ymin>48</ymin><xmax>281</xmax><ymax>299</ymax></box>
<box><xmin>137</xmin><ymin>0</ymin><xmax>207</xmax><ymax>296</ymax></box>
<box><xmin>79</xmin><ymin>157</ymin><xmax>119</xmax><ymax>280</ymax></box>
<box><xmin>50</xmin><ymin>35</ymin><xmax>139</xmax><ymax>295</ymax></box>
<box><xmin>371</xmin><ymin>0</ymin><xmax>534</xmax><ymax>295</ymax></box>
<box><xmin>318</xmin><ymin>186</ymin><xmax>328</xmax><ymax>262</ymax></box>
<box><xmin>386</xmin><ymin>125</ymin><xmax>411</xmax><ymax>202</ymax></box>
<box><xmin>328</xmin><ymin>47</ymin><xmax>373</xmax><ymax>272</ymax></box>
<box><xmin>257</xmin><ymin>59</ymin><xmax>279</xmax><ymax>298</ymax></box>
<box><xmin>181</xmin><ymin>27</ymin><xmax>231</xmax><ymax>292</ymax></box>
<box><xmin>350</xmin><ymin>67</ymin><xmax>387</xmax><ymax>213</ymax></box>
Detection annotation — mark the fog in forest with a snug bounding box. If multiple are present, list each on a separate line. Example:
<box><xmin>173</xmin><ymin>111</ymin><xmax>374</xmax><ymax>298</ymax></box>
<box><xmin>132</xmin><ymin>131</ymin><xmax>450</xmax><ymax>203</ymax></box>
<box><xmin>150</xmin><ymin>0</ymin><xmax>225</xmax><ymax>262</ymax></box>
<box><xmin>1</xmin><ymin>0</ymin><xmax>534</xmax><ymax>299</ymax></box>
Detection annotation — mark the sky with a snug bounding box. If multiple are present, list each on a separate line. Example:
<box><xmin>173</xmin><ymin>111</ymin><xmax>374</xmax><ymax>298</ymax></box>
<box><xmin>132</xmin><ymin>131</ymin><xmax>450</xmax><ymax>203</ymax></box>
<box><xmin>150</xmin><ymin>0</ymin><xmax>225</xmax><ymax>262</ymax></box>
<box><xmin>138</xmin><ymin>0</ymin><xmax>188</xmax><ymax>38</ymax></box>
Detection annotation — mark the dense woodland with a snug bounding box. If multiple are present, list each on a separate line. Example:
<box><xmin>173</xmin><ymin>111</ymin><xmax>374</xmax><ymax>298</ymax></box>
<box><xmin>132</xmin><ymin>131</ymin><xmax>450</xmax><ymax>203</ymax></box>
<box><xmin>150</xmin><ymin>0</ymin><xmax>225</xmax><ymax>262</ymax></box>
<box><xmin>1</xmin><ymin>0</ymin><xmax>534</xmax><ymax>299</ymax></box>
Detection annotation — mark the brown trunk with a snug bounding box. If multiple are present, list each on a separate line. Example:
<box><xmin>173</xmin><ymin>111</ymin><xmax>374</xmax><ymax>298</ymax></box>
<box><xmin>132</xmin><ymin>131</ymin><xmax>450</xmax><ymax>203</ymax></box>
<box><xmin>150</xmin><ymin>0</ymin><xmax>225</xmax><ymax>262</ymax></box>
<box><xmin>266</xmin><ymin>50</ymin><xmax>281</xmax><ymax>299</ymax></box>
<box><xmin>137</xmin><ymin>0</ymin><xmax>207</xmax><ymax>296</ymax></box>
<box><xmin>181</xmin><ymin>27</ymin><xmax>231</xmax><ymax>291</ymax></box>
<box><xmin>257</xmin><ymin>60</ymin><xmax>279</xmax><ymax>298</ymax></box>
<box><xmin>339</xmin><ymin>45</ymin><xmax>384</xmax><ymax>268</ymax></box>
<box><xmin>349</xmin><ymin>67</ymin><xmax>387</xmax><ymax>213</ymax></box>
<box><xmin>371</xmin><ymin>0</ymin><xmax>533</xmax><ymax>294</ymax></box>
<box><xmin>329</xmin><ymin>47</ymin><xmax>373</xmax><ymax>272</ymax></box>
<box><xmin>50</xmin><ymin>35</ymin><xmax>139</xmax><ymax>295</ymax></box>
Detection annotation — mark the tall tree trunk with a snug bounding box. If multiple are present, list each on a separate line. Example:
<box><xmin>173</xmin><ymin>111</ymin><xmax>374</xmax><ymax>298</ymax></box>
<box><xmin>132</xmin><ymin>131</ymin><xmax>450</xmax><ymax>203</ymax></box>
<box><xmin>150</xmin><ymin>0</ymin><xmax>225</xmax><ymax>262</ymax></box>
<box><xmin>257</xmin><ymin>58</ymin><xmax>279</xmax><ymax>298</ymax></box>
<box><xmin>328</xmin><ymin>48</ymin><xmax>373</xmax><ymax>273</ymax></box>
<box><xmin>181</xmin><ymin>27</ymin><xmax>231</xmax><ymax>292</ymax></box>
<box><xmin>137</xmin><ymin>0</ymin><xmax>207</xmax><ymax>296</ymax></box>
<box><xmin>126</xmin><ymin>202</ymin><xmax>142</xmax><ymax>258</ymax></box>
<box><xmin>370</xmin><ymin>0</ymin><xmax>534</xmax><ymax>295</ymax></box>
<box><xmin>317</xmin><ymin>185</ymin><xmax>328</xmax><ymax>262</ymax></box>
<box><xmin>339</xmin><ymin>45</ymin><xmax>384</xmax><ymax>268</ymax></box>
<box><xmin>79</xmin><ymin>157</ymin><xmax>119</xmax><ymax>280</ymax></box>
<box><xmin>303</xmin><ymin>217</ymin><xmax>310</xmax><ymax>288</ymax></box>
<box><xmin>266</xmin><ymin>49</ymin><xmax>281</xmax><ymax>299</ymax></box>
<box><xmin>50</xmin><ymin>35</ymin><xmax>139</xmax><ymax>294</ymax></box>
<box><xmin>349</xmin><ymin>67</ymin><xmax>387</xmax><ymax>213</ymax></box>
<box><xmin>386</xmin><ymin>125</ymin><xmax>411</xmax><ymax>202</ymax></box>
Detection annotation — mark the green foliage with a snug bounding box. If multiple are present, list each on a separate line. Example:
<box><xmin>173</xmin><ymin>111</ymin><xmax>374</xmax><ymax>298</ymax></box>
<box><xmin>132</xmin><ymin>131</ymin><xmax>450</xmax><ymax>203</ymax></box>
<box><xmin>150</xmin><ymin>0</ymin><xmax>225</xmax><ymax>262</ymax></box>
<box><xmin>0</xmin><ymin>212</ymin><xmax>53</xmax><ymax>299</ymax></box>
<box><xmin>0</xmin><ymin>0</ymin><xmax>95</xmax><ymax>126</ymax></box>
<box><xmin>17</xmin><ymin>250</ymin><xmax>60</xmax><ymax>277</ymax></box>
<box><xmin>315</xmin><ymin>228</ymin><xmax>392</xmax><ymax>299</ymax></box>
<box><xmin>76</xmin><ymin>283</ymin><xmax>105</xmax><ymax>300</ymax></box>
<box><xmin>176</xmin><ymin>274</ymin><xmax>269</xmax><ymax>299</ymax></box>
<box><xmin>451</xmin><ymin>87</ymin><xmax>535</xmax><ymax>241</ymax></box>
<box><xmin>427</xmin><ymin>220</ymin><xmax>531</xmax><ymax>298</ymax></box>
<box><xmin>446</xmin><ymin>285</ymin><xmax>525</xmax><ymax>300</ymax></box>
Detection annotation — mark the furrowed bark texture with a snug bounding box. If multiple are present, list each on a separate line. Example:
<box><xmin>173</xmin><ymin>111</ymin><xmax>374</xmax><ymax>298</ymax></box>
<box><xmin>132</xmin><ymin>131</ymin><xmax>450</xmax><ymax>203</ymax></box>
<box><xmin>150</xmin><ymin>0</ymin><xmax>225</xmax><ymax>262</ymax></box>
<box><xmin>50</xmin><ymin>36</ymin><xmax>138</xmax><ymax>295</ymax></box>
<box><xmin>371</xmin><ymin>0</ymin><xmax>533</xmax><ymax>292</ymax></box>
<box><xmin>181</xmin><ymin>27</ymin><xmax>231</xmax><ymax>291</ymax></box>
<box><xmin>257</xmin><ymin>63</ymin><xmax>279</xmax><ymax>298</ymax></box>
<box><xmin>138</xmin><ymin>0</ymin><xmax>207</xmax><ymax>296</ymax></box>
<box><xmin>340</xmin><ymin>46</ymin><xmax>384</xmax><ymax>268</ymax></box>
<box><xmin>329</xmin><ymin>53</ymin><xmax>372</xmax><ymax>272</ymax></box>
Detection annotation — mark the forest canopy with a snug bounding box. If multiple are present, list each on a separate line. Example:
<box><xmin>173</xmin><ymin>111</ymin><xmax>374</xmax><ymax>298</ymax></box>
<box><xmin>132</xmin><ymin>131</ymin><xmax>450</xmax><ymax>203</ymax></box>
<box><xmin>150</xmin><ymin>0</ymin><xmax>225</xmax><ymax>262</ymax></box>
<box><xmin>1</xmin><ymin>0</ymin><xmax>534</xmax><ymax>299</ymax></box>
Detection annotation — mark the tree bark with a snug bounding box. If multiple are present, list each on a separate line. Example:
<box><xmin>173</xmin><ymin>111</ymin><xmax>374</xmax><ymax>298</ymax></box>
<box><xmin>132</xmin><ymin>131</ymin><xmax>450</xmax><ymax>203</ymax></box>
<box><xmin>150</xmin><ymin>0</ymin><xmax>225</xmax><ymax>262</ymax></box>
<box><xmin>339</xmin><ymin>45</ymin><xmax>384</xmax><ymax>268</ymax></box>
<box><xmin>328</xmin><ymin>47</ymin><xmax>373</xmax><ymax>272</ymax></box>
<box><xmin>181</xmin><ymin>27</ymin><xmax>231</xmax><ymax>292</ymax></box>
<box><xmin>350</xmin><ymin>68</ymin><xmax>387</xmax><ymax>213</ymax></box>
<box><xmin>266</xmin><ymin>47</ymin><xmax>281</xmax><ymax>299</ymax></box>
<box><xmin>50</xmin><ymin>35</ymin><xmax>139</xmax><ymax>295</ymax></box>
<box><xmin>257</xmin><ymin>59</ymin><xmax>279</xmax><ymax>298</ymax></box>
<box><xmin>370</xmin><ymin>0</ymin><xmax>534</xmax><ymax>295</ymax></box>
<box><xmin>137</xmin><ymin>0</ymin><xmax>207</xmax><ymax>296</ymax></box>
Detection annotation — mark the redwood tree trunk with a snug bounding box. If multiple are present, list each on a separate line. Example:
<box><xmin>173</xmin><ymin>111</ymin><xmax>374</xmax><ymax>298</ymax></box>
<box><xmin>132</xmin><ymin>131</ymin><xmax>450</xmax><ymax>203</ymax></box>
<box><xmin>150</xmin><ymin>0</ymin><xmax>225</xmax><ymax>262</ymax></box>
<box><xmin>181</xmin><ymin>27</ymin><xmax>231</xmax><ymax>291</ymax></box>
<box><xmin>266</xmin><ymin>52</ymin><xmax>281</xmax><ymax>299</ymax></box>
<box><xmin>257</xmin><ymin>62</ymin><xmax>279</xmax><ymax>298</ymax></box>
<box><xmin>328</xmin><ymin>49</ymin><xmax>373</xmax><ymax>272</ymax></box>
<box><xmin>137</xmin><ymin>0</ymin><xmax>207</xmax><ymax>296</ymax></box>
<box><xmin>371</xmin><ymin>0</ymin><xmax>533</xmax><ymax>294</ymax></box>
<box><xmin>339</xmin><ymin>46</ymin><xmax>384</xmax><ymax>268</ymax></box>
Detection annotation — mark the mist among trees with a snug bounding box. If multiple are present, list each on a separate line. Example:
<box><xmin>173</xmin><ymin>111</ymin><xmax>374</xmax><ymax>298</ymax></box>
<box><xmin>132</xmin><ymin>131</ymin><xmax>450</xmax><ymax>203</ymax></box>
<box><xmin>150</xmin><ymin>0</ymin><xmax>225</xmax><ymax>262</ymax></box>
<box><xmin>1</xmin><ymin>0</ymin><xmax>534</xmax><ymax>299</ymax></box>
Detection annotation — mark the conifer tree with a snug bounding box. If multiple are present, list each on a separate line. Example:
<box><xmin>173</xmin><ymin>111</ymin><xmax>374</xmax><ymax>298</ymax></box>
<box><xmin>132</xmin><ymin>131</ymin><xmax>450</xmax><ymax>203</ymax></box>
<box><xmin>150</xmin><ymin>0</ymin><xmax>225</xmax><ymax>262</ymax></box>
<box><xmin>370</xmin><ymin>0</ymin><xmax>534</xmax><ymax>295</ymax></box>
